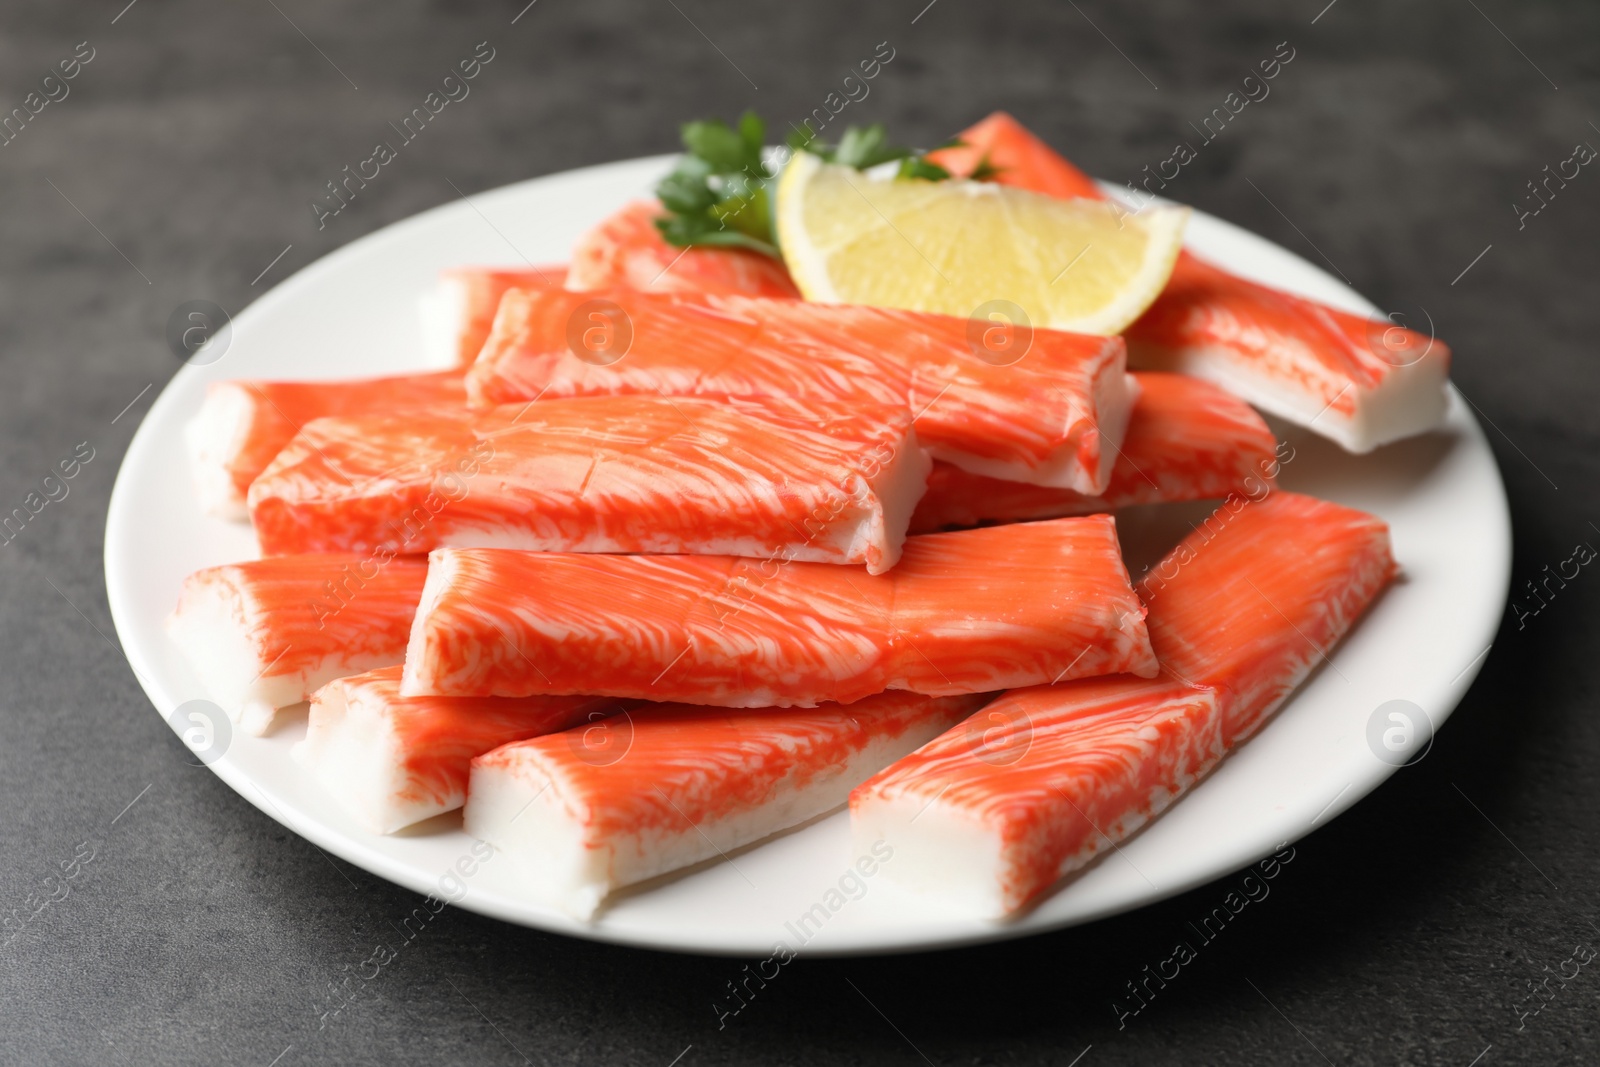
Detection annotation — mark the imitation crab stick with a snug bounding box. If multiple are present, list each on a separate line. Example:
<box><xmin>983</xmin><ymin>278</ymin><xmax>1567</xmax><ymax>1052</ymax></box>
<box><xmin>852</xmin><ymin>676</ymin><xmax>1221</xmax><ymax>917</ymax></box>
<box><xmin>909</xmin><ymin>371</ymin><xmax>1279</xmax><ymax>532</ymax></box>
<box><xmin>294</xmin><ymin>666</ymin><xmax>624</xmax><ymax>834</ymax></box>
<box><xmin>185</xmin><ymin>371</ymin><xmax>465</xmax><ymax>520</ymax></box>
<box><xmin>419</xmin><ymin>265</ymin><xmax>568</xmax><ymax>367</ymax></box>
<box><xmin>467</xmin><ymin>287</ymin><xmax>1135</xmax><ymax>493</ymax></box>
<box><xmin>402</xmin><ymin>516</ymin><xmax>1157</xmax><ymax>708</ymax></box>
<box><xmin>166</xmin><ymin>554</ymin><xmax>428</xmax><ymax>735</ymax></box>
<box><xmin>936</xmin><ymin>111</ymin><xmax>1451</xmax><ymax>453</ymax></box>
<box><xmin>927</xmin><ymin>111</ymin><xmax>1108</xmax><ymax>201</ymax></box>
<box><xmin>1125</xmin><ymin>255</ymin><xmax>1450</xmax><ymax>454</ymax></box>
<box><xmin>247</xmin><ymin>396</ymin><xmax>928</xmax><ymax>573</ymax></box>
<box><xmin>850</xmin><ymin>491</ymin><xmax>1396</xmax><ymax>916</ymax></box>
<box><xmin>463</xmin><ymin>691</ymin><xmax>991</xmax><ymax>918</ymax></box>
<box><xmin>566</xmin><ymin>200</ymin><xmax>802</xmax><ymax>299</ymax></box>
<box><xmin>421</xmin><ymin>198</ymin><xmax>801</xmax><ymax>366</ymax></box>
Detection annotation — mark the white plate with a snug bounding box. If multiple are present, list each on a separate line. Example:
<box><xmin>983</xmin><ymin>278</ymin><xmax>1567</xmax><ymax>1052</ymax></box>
<box><xmin>105</xmin><ymin>155</ymin><xmax>1511</xmax><ymax>956</ymax></box>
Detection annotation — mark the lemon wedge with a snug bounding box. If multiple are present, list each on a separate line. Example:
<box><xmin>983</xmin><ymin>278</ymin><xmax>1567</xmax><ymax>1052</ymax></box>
<box><xmin>775</xmin><ymin>152</ymin><xmax>1188</xmax><ymax>335</ymax></box>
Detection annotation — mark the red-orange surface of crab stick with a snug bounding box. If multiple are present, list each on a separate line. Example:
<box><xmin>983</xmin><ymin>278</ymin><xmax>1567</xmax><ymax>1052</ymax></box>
<box><xmin>926</xmin><ymin>110</ymin><xmax>1107</xmax><ymax>201</ymax></box>
<box><xmin>1137</xmin><ymin>492</ymin><xmax>1398</xmax><ymax>744</ymax></box>
<box><xmin>566</xmin><ymin>200</ymin><xmax>802</xmax><ymax>298</ymax></box>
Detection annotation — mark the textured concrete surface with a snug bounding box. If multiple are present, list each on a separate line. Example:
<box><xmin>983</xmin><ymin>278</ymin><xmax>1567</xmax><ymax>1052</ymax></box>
<box><xmin>1</xmin><ymin>1</ymin><xmax>1597</xmax><ymax>1064</ymax></box>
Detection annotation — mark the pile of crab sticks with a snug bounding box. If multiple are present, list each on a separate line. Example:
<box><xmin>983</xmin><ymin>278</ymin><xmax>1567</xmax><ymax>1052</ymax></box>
<box><xmin>170</xmin><ymin>112</ymin><xmax>1442</xmax><ymax>920</ymax></box>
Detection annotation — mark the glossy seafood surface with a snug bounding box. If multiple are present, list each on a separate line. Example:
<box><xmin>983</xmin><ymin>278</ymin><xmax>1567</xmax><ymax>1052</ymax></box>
<box><xmin>927</xmin><ymin>111</ymin><xmax>1107</xmax><ymax>200</ymax></box>
<box><xmin>852</xmin><ymin>676</ymin><xmax>1222</xmax><ymax>916</ymax></box>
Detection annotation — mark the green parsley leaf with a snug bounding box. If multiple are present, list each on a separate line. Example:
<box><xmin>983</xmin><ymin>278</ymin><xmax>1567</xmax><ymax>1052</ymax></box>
<box><xmin>968</xmin><ymin>153</ymin><xmax>1005</xmax><ymax>183</ymax></box>
<box><xmin>681</xmin><ymin>120</ymin><xmax>752</xmax><ymax>173</ymax></box>
<box><xmin>654</xmin><ymin>112</ymin><xmax>974</xmax><ymax>255</ymax></box>
<box><xmin>654</xmin><ymin>110</ymin><xmax>780</xmax><ymax>257</ymax></box>
<box><xmin>833</xmin><ymin>124</ymin><xmax>914</xmax><ymax>169</ymax></box>
<box><xmin>798</xmin><ymin>123</ymin><xmax>963</xmax><ymax>180</ymax></box>
<box><xmin>897</xmin><ymin>156</ymin><xmax>953</xmax><ymax>182</ymax></box>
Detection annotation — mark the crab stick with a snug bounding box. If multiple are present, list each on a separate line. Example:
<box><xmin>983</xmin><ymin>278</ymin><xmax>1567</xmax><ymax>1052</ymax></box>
<box><xmin>926</xmin><ymin>111</ymin><xmax>1108</xmax><ymax>201</ymax></box>
<box><xmin>1125</xmin><ymin>254</ymin><xmax>1450</xmax><ymax>454</ymax></box>
<box><xmin>466</xmin><ymin>287</ymin><xmax>1135</xmax><ymax>494</ymax></box>
<box><xmin>166</xmin><ymin>554</ymin><xmax>428</xmax><ymax>735</ymax></box>
<box><xmin>935</xmin><ymin>110</ymin><xmax>1451</xmax><ymax>453</ymax></box>
<box><xmin>419</xmin><ymin>199</ymin><xmax>802</xmax><ymax>368</ymax></box>
<box><xmin>852</xmin><ymin>677</ymin><xmax>1222</xmax><ymax>917</ymax></box>
<box><xmin>247</xmin><ymin>396</ymin><xmax>929</xmax><ymax>573</ymax></box>
<box><xmin>463</xmin><ymin>691</ymin><xmax>990</xmax><ymax>919</ymax></box>
<box><xmin>294</xmin><ymin>666</ymin><xmax>624</xmax><ymax>833</ymax></box>
<box><xmin>851</xmin><ymin>491</ymin><xmax>1396</xmax><ymax>916</ymax></box>
<box><xmin>909</xmin><ymin>371</ymin><xmax>1279</xmax><ymax>532</ymax></box>
<box><xmin>402</xmin><ymin>516</ymin><xmax>1157</xmax><ymax>708</ymax></box>
<box><xmin>419</xmin><ymin>265</ymin><xmax>568</xmax><ymax>367</ymax></box>
<box><xmin>566</xmin><ymin>200</ymin><xmax>802</xmax><ymax>299</ymax></box>
<box><xmin>185</xmin><ymin>372</ymin><xmax>465</xmax><ymax>520</ymax></box>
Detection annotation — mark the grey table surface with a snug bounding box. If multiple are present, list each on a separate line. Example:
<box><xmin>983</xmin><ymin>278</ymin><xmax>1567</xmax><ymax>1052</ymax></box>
<box><xmin>2</xmin><ymin>0</ymin><xmax>1596</xmax><ymax>1063</ymax></box>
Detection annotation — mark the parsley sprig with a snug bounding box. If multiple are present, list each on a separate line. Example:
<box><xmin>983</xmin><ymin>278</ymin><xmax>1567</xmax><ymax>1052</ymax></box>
<box><xmin>654</xmin><ymin>111</ymin><xmax>779</xmax><ymax>257</ymax></box>
<box><xmin>790</xmin><ymin>122</ymin><xmax>954</xmax><ymax>181</ymax></box>
<box><xmin>654</xmin><ymin>111</ymin><xmax>991</xmax><ymax>257</ymax></box>
<box><xmin>789</xmin><ymin>123</ymin><xmax>1005</xmax><ymax>183</ymax></box>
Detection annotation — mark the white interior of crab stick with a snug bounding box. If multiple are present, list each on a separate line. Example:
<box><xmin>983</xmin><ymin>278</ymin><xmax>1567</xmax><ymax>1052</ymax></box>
<box><xmin>182</xmin><ymin>382</ymin><xmax>260</xmax><ymax>520</ymax></box>
<box><xmin>416</xmin><ymin>272</ymin><xmax>470</xmax><ymax>369</ymax></box>
<box><xmin>165</xmin><ymin>556</ymin><xmax>427</xmax><ymax>736</ymax></box>
<box><xmin>1132</xmin><ymin>340</ymin><xmax>1449</xmax><ymax>454</ymax></box>
<box><xmin>165</xmin><ymin>566</ymin><xmax>299</xmax><ymax>734</ymax></box>
<box><xmin>294</xmin><ymin>666</ymin><xmax>621</xmax><ymax>834</ymax></box>
<box><xmin>463</xmin><ymin>692</ymin><xmax>990</xmax><ymax>919</ymax></box>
